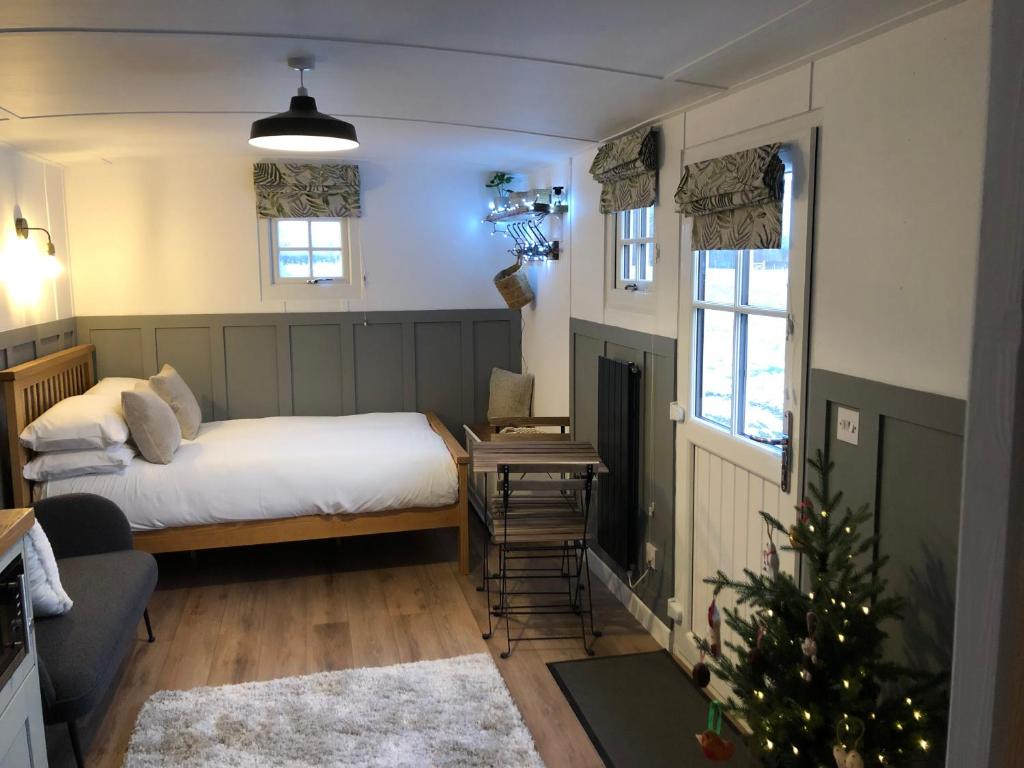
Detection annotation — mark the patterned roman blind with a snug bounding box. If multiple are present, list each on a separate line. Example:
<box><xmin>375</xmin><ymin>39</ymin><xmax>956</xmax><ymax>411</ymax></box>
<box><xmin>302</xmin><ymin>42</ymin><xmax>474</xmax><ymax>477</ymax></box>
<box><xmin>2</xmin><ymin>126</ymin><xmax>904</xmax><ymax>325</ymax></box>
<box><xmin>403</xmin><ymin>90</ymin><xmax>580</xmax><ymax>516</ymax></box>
<box><xmin>675</xmin><ymin>143</ymin><xmax>784</xmax><ymax>250</ymax></box>
<box><xmin>589</xmin><ymin>127</ymin><xmax>659</xmax><ymax>214</ymax></box>
<box><xmin>253</xmin><ymin>163</ymin><xmax>361</xmax><ymax>218</ymax></box>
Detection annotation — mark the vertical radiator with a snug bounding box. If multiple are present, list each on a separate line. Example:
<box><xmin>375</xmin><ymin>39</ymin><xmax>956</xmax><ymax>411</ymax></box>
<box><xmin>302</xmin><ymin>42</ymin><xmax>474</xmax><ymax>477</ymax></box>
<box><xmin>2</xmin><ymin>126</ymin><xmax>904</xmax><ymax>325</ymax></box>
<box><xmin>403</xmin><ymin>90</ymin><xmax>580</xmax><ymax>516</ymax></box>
<box><xmin>597</xmin><ymin>356</ymin><xmax>642</xmax><ymax>570</ymax></box>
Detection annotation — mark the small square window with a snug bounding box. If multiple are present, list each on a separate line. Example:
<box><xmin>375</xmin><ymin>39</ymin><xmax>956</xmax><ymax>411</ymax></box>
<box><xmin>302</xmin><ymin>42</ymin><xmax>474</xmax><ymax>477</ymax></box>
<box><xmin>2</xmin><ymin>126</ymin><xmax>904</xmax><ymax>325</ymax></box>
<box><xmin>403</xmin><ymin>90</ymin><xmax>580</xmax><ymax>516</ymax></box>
<box><xmin>272</xmin><ymin>218</ymin><xmax>345</xmax><ymax>284</ymax></box>
<box><xmin>258</xmin><ymin>216</ymin><xmax>361</xmax><ymax>302</ymax></box>
<box><xmin>615</xmin><ymin>206</ymin><xmax>656</xmax><ymax>292</ymax></box>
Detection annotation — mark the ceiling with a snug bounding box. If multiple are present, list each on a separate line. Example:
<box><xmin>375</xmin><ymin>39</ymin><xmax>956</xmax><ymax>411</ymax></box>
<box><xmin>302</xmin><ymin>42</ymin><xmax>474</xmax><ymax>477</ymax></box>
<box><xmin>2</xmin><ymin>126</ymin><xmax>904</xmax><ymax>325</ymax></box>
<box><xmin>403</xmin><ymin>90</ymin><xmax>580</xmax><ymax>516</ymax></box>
<box><xmin>0</xmin><ymin>0</ymin><xmax>959</xmax><ymax>166</ymax></box>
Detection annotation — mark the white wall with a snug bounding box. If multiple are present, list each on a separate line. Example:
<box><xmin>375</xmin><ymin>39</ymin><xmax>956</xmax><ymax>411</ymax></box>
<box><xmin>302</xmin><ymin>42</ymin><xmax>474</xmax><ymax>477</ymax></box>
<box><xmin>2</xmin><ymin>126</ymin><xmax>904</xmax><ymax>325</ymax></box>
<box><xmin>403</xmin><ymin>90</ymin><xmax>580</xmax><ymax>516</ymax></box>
<box><xmin>556</xmin><ymin>0</ymin><xmax>988</xmax><ymax>400</ymax></box>
<box><xmin>0</xmin><ymin>147</ymin><xmax>74</xmax><ymax>332</ymax></box>
<box><xmin>519</xmin><ymin>161</ymin><xmax>572</xmax><ymax>416</ymax></box>
<box><xmin>64</xmin><ymin>156</ymin><xmax>512</xmax><ymax>316</ymax></box>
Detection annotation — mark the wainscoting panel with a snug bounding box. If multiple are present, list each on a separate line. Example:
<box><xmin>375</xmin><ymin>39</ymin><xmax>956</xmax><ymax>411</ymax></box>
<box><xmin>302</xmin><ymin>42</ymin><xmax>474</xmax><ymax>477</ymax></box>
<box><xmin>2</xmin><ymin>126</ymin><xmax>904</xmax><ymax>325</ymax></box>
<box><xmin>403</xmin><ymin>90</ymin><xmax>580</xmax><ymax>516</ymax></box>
<box><xmin>224</xmin><ymin>325</ymin><xmax>279</xmax><ymax>419</ymax></box>
<box><xmin>75</xmin><ymin>310</ymin><xmax>520</xmax><ymax>433</ymax></box>
<box><xmin>290</xmin><ymin>324</ymin><xmax>343</xmax><ymax>416</ymax></box>
<box><xmin>353</xmin><ymin>322</ymin><xmax>404</xmax><ymax>414</ymax></box>
<box><xmin>570</xmin><ymin>318</ymin><xmax>677</xmax><ymax>625</ymax></box>
<box><xmin>89</xmin><ymin>328</ymin><xmax>144</xmax><ymax>380</ymax></box>
<box><xmin>472</xmin><ymin>320</ymin><xmax>514</xmax><ymax>422</ymax></box>
<box><xmin>414</xmin><ymin>321</ymin><xmax>463</xmax><ymax>436</ymax></box>
<box><xmin>805</xmin><ymin>369</ymin><xmax>965</xmax><ymax>677</ymax></box>
<box><xmin>155</xmin><ymin>327</ymin><xmax>215</xmax><ymax>421</ymax></box>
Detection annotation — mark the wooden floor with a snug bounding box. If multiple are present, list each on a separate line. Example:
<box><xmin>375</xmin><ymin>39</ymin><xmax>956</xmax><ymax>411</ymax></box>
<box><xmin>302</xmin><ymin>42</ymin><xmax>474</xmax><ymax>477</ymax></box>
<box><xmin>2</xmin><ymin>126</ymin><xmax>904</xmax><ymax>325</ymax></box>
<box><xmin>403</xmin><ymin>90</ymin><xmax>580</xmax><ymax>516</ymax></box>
<box><xmin>81</xmin><ymin>516</ymin><xmax>661</xmax><ymax>767</ymax></box>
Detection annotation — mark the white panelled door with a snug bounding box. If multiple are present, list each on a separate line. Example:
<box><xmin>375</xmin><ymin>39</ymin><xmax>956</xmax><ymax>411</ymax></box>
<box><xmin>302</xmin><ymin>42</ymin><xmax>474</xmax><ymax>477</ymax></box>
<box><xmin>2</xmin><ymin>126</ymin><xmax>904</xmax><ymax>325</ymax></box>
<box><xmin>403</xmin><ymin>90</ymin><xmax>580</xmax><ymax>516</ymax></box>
<box><xmin>673</xmin><ymin>125</ymin><xmax>817</xmax><ymax>702</ymax></box>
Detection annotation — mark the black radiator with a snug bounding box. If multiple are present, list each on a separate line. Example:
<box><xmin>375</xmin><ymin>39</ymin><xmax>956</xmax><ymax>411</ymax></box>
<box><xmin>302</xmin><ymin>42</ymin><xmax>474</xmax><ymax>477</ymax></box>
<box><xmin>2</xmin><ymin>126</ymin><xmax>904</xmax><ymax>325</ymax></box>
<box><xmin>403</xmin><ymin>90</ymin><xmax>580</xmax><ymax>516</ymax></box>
<box><xmin>597</xmin><ymin>356</ymin><xmax>642</xmax><ymax>571</ymax></box>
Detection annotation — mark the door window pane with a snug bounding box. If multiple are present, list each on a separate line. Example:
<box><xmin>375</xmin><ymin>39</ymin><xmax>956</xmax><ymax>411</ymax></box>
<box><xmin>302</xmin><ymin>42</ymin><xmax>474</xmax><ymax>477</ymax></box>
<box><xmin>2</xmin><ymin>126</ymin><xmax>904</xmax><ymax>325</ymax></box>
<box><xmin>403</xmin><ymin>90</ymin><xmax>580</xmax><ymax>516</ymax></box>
<box><xmin>312</xmin><ymin>250</ymin><xmax>343</xmax><ymax>278</ymax></box>
<box><xmin>747</xmin><ymin>249</ymin><xmax>788</xmax><ymax>309</ymax></box>
<box><xmin>743</xmin><ymin>315</ymin><xmax>787</xmax><ymax>441</ymax></box>
<box><xmin>698</xmin><ymin>250</ymin><xmax>736</xmax><ymax>304</ymax></box>
<box><xmin>276</xmin><ymin>220</ymin><xmax>309</xmax><ymax>248</ymax></box>
<box><xmin>698</xmin><ymin>309</ymin><xmax>734</xmax><ymax>429</ymax></box>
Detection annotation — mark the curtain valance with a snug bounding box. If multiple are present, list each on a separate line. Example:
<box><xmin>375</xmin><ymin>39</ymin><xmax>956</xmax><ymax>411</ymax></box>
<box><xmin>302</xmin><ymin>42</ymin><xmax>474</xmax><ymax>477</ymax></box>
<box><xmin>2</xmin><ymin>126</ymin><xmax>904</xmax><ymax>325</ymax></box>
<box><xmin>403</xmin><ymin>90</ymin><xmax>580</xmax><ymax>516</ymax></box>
<box><xmin>253</xmin><ymin>163</ymin><xmax>361</xmax><ymax>218</ymax></box>
<box><xmin>589</xmin><ymin>127</ymin><xmax>658</xmax><ymax>214</ymax></box>
<box><xmin>675</xmin><ymin>143</ymin><xmax>784</xmax><ymax>250</ymax></box>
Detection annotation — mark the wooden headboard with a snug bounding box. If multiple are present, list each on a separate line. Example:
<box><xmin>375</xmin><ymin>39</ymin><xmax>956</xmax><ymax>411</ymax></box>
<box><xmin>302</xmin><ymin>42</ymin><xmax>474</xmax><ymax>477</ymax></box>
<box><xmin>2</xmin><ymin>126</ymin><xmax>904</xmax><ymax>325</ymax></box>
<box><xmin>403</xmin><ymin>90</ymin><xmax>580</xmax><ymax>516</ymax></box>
<box><xmin>0</xmin><ymin>344</ymin><xmax>96</xmax><ymax>507</ymax></box>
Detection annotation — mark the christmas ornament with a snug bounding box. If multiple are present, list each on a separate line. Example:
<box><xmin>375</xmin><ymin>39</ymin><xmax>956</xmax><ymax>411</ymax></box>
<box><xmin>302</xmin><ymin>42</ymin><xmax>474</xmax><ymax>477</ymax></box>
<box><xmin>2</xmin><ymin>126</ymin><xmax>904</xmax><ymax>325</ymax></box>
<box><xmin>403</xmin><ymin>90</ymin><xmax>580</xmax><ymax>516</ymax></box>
<box><xmin>762</xmin><ymin>520</ymin><xmax>780</xmax><ymax>579</ymax></box>
<box><xmin>696</xmin><ymin>701</ymin><xmax>735</xmax><ymax>761</ymax></box>
<box><xmin>747</xmin><ymin>624</ymin><xmax>766</xmax><ymax>675</ymax></box>
<box><xmin>692</xmin><ymin>660</ymin><xmax>711</xmax><ymax>689</ymax></box>
<box><xmin>833</xmin><ymin>717</ymin><xmax>866</xmax><ymax>768</ymax></box>
<box><xmin>708</xmin><ymin>598</ymin><xmax>722</xmax><ymax>657</ymax></box>
<box><xmin>801</xmin><ymin>612</ymin><xmax>819</xmax><ymax>664</ymax></box>
<box><xmin>788</xmin><ymin>524</ymin><xmax>802</xmax><ymax>549</ymax></box>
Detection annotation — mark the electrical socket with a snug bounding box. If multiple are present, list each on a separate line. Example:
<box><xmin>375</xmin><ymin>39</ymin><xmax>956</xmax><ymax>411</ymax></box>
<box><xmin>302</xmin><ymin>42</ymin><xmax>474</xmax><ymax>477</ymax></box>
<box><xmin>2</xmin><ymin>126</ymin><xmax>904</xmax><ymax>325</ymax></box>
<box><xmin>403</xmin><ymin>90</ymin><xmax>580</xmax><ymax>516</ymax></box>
<box><xmin>645</xmin><ymin>542</ymin><xmax>657</xmax><ymax>570</ymax></box>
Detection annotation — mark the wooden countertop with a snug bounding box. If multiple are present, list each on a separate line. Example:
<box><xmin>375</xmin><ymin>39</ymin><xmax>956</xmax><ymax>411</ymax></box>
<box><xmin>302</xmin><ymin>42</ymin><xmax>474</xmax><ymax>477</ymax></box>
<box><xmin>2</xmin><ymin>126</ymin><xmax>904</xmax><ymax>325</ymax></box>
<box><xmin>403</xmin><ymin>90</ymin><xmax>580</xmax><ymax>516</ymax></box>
<box><xmin>0</xmin><ymin>508</ymin><xmax>34</xmax><ymax>554</ymax></box>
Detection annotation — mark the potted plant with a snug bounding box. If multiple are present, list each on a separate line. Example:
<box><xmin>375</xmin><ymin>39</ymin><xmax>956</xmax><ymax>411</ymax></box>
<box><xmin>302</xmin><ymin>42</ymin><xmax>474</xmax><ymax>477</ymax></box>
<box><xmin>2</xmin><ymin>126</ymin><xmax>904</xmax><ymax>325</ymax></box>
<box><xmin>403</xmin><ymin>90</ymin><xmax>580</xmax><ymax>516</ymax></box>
<box><xmin>486</xmin><ymin>171</ymin><xmax>515</xmax><ymax>210</ymax></box>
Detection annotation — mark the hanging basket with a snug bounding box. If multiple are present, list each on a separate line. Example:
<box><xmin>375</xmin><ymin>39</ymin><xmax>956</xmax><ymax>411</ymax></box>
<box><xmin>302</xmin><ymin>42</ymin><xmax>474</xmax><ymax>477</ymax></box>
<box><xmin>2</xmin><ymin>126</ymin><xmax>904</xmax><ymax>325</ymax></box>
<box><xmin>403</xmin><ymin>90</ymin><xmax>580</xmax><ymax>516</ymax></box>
<box><xmin>494</xmin><ymin>262</ymin><xmax>534</xmax><ymax>309</ymax></box>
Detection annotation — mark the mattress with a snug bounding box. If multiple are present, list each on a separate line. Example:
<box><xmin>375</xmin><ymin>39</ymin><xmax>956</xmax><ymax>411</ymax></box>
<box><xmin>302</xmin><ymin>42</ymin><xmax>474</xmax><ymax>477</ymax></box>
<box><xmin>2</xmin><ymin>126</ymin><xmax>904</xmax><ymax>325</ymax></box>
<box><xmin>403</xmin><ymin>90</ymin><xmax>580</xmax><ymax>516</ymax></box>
<box><xmin>36</xmin><ymin>412</ymin><xmax>459</xmax><ymax>531</ymax></box>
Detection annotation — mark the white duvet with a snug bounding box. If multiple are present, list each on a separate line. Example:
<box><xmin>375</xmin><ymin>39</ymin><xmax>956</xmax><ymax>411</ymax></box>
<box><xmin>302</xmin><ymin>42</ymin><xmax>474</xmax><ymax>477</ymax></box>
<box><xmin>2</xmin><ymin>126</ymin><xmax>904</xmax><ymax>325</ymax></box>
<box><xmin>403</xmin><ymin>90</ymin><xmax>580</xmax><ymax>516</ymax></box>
<box><xmin>36</xmin><ymin>412</ymin><xmax>459</xmax><ymax>531</ymax></box>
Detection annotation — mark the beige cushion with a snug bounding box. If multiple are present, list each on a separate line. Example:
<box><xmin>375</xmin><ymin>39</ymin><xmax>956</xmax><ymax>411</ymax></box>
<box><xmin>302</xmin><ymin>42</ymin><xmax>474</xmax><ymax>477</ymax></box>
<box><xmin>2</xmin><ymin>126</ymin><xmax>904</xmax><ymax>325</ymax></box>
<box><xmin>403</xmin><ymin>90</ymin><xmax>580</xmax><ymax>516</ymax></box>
<box><xmin>122</xmin><ymin>383</ymin><xmax>181</xmax><ymax>464</ymax></box>
<box><xmin>487</xmin><ymin>368</ymin><xmax>534</xmax><ymax>420</ymax></box>
<box><xmin>149</xmin><ymin>364</ymin><xmax>202</xmax><ymax>440</ymax></box>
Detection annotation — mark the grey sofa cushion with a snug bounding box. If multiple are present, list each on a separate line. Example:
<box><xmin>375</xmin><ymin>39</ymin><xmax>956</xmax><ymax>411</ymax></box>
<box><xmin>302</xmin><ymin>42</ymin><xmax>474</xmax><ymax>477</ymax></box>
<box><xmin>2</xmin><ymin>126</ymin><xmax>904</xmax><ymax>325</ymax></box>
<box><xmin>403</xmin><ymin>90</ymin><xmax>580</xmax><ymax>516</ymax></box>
<box><xmin>34</xmin><ymin>549</ymin><xmax>158</xmax><ymax>722</ymax></box>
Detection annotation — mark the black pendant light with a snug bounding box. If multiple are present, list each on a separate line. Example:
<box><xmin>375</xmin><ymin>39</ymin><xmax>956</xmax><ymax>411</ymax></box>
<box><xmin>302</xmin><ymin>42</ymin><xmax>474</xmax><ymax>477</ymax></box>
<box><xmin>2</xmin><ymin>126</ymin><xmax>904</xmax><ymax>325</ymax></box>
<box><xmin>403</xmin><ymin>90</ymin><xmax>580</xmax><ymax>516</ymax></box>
<box><xmin>249</xmin><ymin>56</ymin><xmax>359</xmax><ymax>152</ymax></box>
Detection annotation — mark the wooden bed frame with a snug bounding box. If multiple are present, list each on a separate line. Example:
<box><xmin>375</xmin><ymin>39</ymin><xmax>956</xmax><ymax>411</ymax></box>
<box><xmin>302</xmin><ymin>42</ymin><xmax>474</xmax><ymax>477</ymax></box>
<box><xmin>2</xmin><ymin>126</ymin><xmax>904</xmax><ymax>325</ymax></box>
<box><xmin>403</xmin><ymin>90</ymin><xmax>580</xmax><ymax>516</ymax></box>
<box><xmin>0</xmin><ymin>344</ymin><xmax>470</xmax><ymax>574</ymax></box>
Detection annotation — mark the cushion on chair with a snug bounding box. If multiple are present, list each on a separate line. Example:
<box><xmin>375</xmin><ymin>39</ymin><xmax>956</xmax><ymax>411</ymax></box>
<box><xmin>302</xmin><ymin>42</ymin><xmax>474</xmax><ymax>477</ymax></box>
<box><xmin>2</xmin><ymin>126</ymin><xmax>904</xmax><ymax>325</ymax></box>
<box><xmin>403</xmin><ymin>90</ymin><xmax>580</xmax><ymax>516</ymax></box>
<box><xmin>487</xmin><ymin>368</ymin><xmax>534</xmax><ymax>420</ymax></box>
<box><xmin>33</xmin><ymin>549</ymin><xmax>158</xmax><ymax>722</ymax></box>
<box><xmin>24</xmin><ymin>522</ymin><xmax>73</xmax><ymax>617</ymax></box>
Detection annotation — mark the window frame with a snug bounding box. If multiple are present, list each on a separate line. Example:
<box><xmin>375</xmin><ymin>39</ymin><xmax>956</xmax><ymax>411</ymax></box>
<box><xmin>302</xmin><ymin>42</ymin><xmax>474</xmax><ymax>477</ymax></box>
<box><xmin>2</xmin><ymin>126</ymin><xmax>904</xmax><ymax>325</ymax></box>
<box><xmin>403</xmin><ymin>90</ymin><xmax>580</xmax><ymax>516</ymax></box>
<box><xmin>271</xmin><ymin>217</ymin><xmax>347</xmax><ymax>285</ymax></box>
<box><xmin>257</xmin><ymin>216</ymin><xmax>362</xmax><ymax>303</ymax></box>
<box><xmin>612</xmin><ymin>205</ymin><xmax>657</xmax><ymax>293</ymax></box>
<box><xmin>691</xmin><ymin>169</ymin><xmax>793</xmax><ymax>445</ymax></box>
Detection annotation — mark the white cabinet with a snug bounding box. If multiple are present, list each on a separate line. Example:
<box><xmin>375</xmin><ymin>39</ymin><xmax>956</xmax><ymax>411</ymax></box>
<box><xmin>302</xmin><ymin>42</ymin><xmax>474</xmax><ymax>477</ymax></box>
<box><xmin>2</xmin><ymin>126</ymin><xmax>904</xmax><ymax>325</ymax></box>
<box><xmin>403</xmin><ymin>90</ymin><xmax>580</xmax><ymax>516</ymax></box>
<box><xmin>0</xmin><ymin>514</ymin><xmax>48</xmax><ymax>768</ymax></box>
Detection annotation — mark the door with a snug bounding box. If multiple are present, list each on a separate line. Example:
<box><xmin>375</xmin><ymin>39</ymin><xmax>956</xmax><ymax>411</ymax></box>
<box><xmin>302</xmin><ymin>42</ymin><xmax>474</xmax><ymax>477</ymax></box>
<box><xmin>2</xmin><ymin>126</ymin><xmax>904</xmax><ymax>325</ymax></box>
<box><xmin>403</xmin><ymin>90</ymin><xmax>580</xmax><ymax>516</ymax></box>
<box><xmin>672</xmin><ymin>125</ymin><xmax>817</xmax><ymax>701</ymax></box>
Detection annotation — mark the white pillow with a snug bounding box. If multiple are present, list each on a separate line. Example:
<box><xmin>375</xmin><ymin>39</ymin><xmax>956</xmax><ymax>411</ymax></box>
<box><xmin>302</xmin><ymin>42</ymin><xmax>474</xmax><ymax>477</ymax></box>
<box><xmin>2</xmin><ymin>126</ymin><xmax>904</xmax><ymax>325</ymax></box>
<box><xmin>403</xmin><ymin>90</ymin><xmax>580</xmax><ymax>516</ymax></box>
<box><xmin>85</xmin><ymin>377</ymin><xmax>147</xmax><ymax>416</ymax></box>
<box><xmin>23</xmin><ymin>444</ymin><xmax>136</xmax><ymax>481</ymax></box>
<box><xmin>19</xmin><ymin>394</ymin><xmax>130</xmax><ymax>452</ymax></box>
<box><xmin>24</xmin><ymin>522</ymin><xmax>73</xmax><ymax>617</ymax></box>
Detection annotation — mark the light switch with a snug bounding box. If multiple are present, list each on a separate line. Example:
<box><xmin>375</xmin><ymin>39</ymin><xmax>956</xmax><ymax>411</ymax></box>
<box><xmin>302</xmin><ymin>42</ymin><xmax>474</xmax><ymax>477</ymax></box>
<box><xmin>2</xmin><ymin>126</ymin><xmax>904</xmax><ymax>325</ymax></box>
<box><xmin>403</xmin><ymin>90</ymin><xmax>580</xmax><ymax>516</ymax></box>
<box><xmin>836</xmin><ymin>406</ymin><xmax>859</xmax><ymax>445</ymax></box>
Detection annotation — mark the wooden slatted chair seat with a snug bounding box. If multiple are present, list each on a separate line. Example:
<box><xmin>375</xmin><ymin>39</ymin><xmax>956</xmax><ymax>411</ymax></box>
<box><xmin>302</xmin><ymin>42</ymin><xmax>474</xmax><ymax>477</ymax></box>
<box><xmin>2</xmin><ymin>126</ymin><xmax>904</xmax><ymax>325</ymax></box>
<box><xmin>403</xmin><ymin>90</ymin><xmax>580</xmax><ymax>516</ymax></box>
<box><xmin>488</xmin><ymin>492</ymin><xmax>587</xmax><ymax>544</ymax></box>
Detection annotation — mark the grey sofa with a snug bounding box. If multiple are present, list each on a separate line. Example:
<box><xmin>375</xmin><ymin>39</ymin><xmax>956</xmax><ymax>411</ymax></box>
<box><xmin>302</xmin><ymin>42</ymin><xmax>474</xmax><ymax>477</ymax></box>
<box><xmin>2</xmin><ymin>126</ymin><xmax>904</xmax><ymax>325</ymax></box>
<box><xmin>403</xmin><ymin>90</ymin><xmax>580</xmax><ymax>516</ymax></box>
<box><xmin>33</xmin><ymin>493</ymin><xmax>158</xmax><ymax>768</ymax></box>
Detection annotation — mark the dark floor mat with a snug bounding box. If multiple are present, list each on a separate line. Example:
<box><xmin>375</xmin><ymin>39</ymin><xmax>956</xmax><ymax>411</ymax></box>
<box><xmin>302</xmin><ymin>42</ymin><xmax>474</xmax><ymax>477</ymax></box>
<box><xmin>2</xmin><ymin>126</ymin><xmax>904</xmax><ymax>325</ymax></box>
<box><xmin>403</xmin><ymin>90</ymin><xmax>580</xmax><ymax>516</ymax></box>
<box><xmin>548</xmin><ymin>650</ymin><xmax>755</xmax><ymax>768</ymax></box>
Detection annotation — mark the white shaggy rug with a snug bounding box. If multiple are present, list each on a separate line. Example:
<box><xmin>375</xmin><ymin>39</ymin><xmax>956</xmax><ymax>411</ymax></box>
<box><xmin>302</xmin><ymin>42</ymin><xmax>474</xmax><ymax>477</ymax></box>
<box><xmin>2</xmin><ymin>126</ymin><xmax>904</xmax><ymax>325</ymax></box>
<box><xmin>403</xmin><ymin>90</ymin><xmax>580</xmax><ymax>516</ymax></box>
<box><xmin>124</xmin><ymin>653</ymin><xmax>544</xmax><ymax>768</ymax></box>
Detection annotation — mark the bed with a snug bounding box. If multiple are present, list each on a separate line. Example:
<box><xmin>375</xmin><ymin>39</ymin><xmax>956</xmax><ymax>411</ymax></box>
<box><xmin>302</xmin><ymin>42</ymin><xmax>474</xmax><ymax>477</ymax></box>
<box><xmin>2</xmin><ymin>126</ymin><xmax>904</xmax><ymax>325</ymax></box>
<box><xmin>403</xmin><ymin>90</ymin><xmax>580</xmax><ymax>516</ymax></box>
<box><xmin>1</xmin><ymin>344</ymin><xmax>470</xmax><ymax>573</ymax></box>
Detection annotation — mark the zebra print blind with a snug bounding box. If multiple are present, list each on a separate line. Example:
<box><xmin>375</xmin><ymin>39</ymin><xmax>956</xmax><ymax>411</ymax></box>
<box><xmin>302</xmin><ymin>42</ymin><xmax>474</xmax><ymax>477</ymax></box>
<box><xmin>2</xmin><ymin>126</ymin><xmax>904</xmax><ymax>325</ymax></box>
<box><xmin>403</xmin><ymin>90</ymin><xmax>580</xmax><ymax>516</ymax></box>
<box><xmin>589</xmin><ymin>127</ymin><xmax>659</xmax><ymax>214</ymax></box>
<box><xmin>675</xmin><ymin>143</ymin><xmax>784</xmax><ymax>250</ymax></box>
<box><xmin>253</xmin><ymin>163</ymin><xmax>362</xmax><ymax>218</ymax></box>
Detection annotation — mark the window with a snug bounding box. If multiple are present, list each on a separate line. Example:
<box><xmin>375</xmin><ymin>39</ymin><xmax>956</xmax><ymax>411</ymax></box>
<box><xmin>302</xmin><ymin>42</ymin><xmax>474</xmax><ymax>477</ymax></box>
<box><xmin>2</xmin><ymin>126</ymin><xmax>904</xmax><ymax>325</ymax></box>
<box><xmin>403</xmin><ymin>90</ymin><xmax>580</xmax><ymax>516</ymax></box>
<box><xmin>272</xmin><ymin>218</ymin><xmax>345</xmax><ymax>283</ymax></box>
<box><xmin>615</xmin><ymin>206</ymin><xmax>656</xmax><ymax>291</ymax></box>
<box><xmin>693</xmin><ymin>170</ymin><xmax>792</xmax><ymax>442</ymax></box>
<box><xmin>257</xmin><ymin>216</ymin><xmax>361</xmax><ymax>302</ymax></box>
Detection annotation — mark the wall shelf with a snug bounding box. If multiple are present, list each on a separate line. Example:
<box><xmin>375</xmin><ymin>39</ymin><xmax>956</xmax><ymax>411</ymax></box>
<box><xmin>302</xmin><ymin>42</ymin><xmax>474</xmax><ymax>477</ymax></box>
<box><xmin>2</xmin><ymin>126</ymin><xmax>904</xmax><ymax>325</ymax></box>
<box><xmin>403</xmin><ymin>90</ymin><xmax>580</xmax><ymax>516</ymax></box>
<box><xmin>484</xmin><ymin>187</ymin><xmax>566</xmax><ymax>261</ymax></box>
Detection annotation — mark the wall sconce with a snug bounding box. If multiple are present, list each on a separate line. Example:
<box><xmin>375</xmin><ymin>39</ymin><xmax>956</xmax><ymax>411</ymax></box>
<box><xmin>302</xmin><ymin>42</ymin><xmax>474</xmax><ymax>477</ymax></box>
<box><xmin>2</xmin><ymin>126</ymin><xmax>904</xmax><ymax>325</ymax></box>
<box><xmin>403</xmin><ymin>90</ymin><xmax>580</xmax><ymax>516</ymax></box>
<box><xmin>15</xmin><ymin>217</ymin><xmax>56</xmax><ymax>255</ymax></box>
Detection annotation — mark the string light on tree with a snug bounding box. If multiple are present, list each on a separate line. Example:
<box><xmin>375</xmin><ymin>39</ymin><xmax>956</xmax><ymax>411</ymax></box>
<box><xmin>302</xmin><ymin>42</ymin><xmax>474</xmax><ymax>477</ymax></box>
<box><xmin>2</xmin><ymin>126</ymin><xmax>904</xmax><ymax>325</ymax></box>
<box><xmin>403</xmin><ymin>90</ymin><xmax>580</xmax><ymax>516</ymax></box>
<box><xmin>688</xmin><ymin>451</ymin><xmax>947</xmax><ymax>766</ymax></box>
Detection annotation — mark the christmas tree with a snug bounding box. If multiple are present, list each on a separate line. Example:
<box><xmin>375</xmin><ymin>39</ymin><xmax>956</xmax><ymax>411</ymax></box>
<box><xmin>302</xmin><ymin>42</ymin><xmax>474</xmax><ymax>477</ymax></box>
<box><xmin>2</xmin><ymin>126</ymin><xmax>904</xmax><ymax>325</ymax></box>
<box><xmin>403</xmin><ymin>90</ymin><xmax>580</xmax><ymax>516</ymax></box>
<box><xmin>696</xmin><ymin>451</ymin><xmax>946</xmax><ymax>767</ymax></box>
